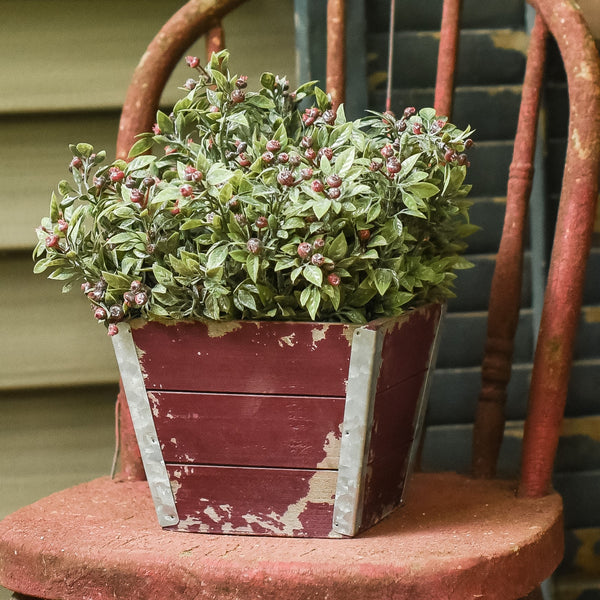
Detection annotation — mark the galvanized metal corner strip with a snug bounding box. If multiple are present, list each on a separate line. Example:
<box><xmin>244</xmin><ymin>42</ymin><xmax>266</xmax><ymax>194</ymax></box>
<box><xmin>403</xmin><ymin>303</ymin><xmax>447</xmax><ymax>498</ymax></box>
<box><xmin>111</xmin><ymin>323</ymin><xmax>179</xmax><ymax>527</ymax></box>
<box><xmin>332</xmin><ymin>326</ymin><xmax>384</xmax><ymax>536</ymax></box>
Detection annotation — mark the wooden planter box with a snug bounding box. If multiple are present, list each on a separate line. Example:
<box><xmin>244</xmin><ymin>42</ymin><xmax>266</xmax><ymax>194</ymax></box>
<box><xmin>112</xmin><ymin>303</ymin><xmax>444</xmax><ymax>538</ymax></box>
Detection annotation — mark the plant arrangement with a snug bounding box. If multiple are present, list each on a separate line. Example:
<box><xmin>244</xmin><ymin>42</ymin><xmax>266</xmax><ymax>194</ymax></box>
<box><xmin>34</xmin><ymin>50</ymin><xmax>475</xmax><ymax>335</ymax></box>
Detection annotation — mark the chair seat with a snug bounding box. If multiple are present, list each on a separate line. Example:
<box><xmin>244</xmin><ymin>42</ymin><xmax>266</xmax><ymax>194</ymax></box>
<box><xmin>0</xmin><ymin>472</ymin><xmax>563</xmax><ymax>600</ymax></box>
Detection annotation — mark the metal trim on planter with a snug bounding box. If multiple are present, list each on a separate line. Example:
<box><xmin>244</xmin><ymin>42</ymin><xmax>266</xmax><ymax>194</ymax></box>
<box><xmin>332</xmin><ymin>325</ymin><xmax>384</xmax><ymax>536</ymax></box>
<box><xmin>111</xmin><ymin>323</ymin><xmax>179</xmax><ymax>527</ymax></box>
<box><xmin>402</xmin><ymin>303</ymin><xmax>447</xmax><ymax>501</ymax></box>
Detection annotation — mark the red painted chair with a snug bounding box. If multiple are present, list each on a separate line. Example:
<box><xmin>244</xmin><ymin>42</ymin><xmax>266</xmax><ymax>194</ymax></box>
<box><xmin>1</xmin><ymin>0</ymin><xmax>599</xmax><ymax>598</ymax></box>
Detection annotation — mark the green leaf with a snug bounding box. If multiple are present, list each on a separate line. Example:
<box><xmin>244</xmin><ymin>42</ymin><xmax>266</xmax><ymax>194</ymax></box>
<box><xmin>313</xmin><ymin>198</ymin><xmax>331</xmax><ymax>220</ymax></box>
<box><xmin>333</xmin><ymin>147</ymin><xmax>355</xmax><ymax>177</ymax></box>
<box><xmin>373</xmin><ymin>269</ymin><xmax>393</xmax><ymax>295</ymax></box>
<box><xmin>156</xmin><ymin>110</ymin><xmax>174</xmax><ymax>134</ymax></box>
<box><xmin>314</xmin><ymin>86</ymin><xmax>330</xmax><ymax>111</ymax></box>
<box><xmin>128</xmin><ymin>137</ymin><xmax>154</xmax><ymax>158</ymax></box>
<box><xmin>328</xmin><ymin>232</ymin><xmax>348</xmax><ymax>261</ymax></box>
<box><xmin>418</xmin><ymin>107</ymin><xmax>437</xmax><ymax>122</ymax></box>
<box><xmin>207</xmin><ymin>165</ymin><xmax>234</xmax><ymax>186</ymax></box>
<box><xmin>152</xmin><ymin>264</ymin><xmax>174</xmax><ymax>285</ymax></box>
<box><xmin>246</xmin><ymin>253</ymin><xmax>260</xmax><ymax>283</ymax></box>
<box><xmin>306</xmin><ymin>286</ymin><xmax>321</xmax><ymax>319</ymax></box>
<box><xmin>245</xmin><ymin>94</ymin><xmax>275</xmax><ymax>109</ymax></box>
<box><xmin>76</xmin><ymin>143</ymin><xmax>94</xmax><ymax>158</ymax></box>
<box><xmin>101</xmin><ymin>271</ymin><xmax>131</xmax><ymax>290</ymax></box>
<box><xmin>180</xmin><ymin>219</ymin><xmax>205</xmax><ymax>230</ymax></box>
<box><xmin>303</xmin><ymin>264</ymin><xmax>323</xmax><ymax>287</ymax></box>
<box><xmin>406</xmin><ymin>182</ymin><xmax>439</xmax><ymax>199</ymax></box>
<box><xmin>260</xmin><ymin>72</ymin><xmax>276</xmax><ymax>90</ymax></box>
<box><xmin>207</xmin><ymin>245</ymin><xmax>229</xmax><ymax>270</ymax></box>
<box><xmin>237</xmin><ymin>288</ymin><xmax>257</xmax><ymax>311</ymax></box>
<box><xmin>49</xmin><ymin>191</ymin><xmax>60</xmax><ymax>222</ymax></box>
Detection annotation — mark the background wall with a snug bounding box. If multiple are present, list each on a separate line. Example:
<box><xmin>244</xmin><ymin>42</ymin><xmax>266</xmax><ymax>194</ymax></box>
<box><xmin>0</xmin><ymin>2</ymin><xmax>295</xmax><ymax>598</ymax></box>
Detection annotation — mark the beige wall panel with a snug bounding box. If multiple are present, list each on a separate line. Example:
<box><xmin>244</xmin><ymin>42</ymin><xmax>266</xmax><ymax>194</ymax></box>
<box><xmin>1</xmin><ymin>113</ymin><xmax>119</xmax><ymax>250</ymax></box>
<box><xmin>0</xmin><ymin>254</ymin><xmax>119</xmax><ymax>389</ymax></box>
<box><xmin>0</xmin><ymin>0</ymin><xmax>296</xmax><ymax>113</ymax></box>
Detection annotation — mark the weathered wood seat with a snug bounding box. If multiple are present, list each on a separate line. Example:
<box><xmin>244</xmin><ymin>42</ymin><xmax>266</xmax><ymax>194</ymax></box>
<box><xmin>0</xmin><ymin>0</ymin><xmax>598</xmax><ymax>598</ymax></box>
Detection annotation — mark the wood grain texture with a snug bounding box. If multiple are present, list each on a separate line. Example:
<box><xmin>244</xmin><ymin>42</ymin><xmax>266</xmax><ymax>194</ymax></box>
<box><xmin>149</xmin><ymin>390</ymin><xmax>344</xmax><ymax>468</ymax></box>
<box><xmin>131</xmin><ymin>319</ymin><xmax>357</xmax><ymax>397</ymax></box>
<box><xmin>166</xmin><ymin>464</ymin><xmax>338</xmax><ymax>537</ymax></box>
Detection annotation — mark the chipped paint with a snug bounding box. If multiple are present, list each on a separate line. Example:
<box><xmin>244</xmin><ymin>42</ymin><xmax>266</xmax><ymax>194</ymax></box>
<box><xmin>490</xmin><ymin>29</ymin><xmax>529</xmax><ymax>54</ymax></box>
<box><xmin>241</xmin><ymin>470</ymin><xmax>339</xmax><ymax>537</ymax></box>
<box><xmin>204</xmin><ymin>506</ymin><xmax>222</xmax><ymax>523</ymax></box>
<box><xmin>205</xmin><ymin>319</ymin><xmax>243</xmax><ymax>338</ymax></box>
<box><xmin>572</xmin><ymin>128</ymin><xmax>592</xmax><ymax>159</ymax></box>
<box><xmin>561</xmin><ymin>415</ymin><xmax>600</xmax><ymax>440</ymax></box>
<box><xmin>583</xmin><ymin>305</ymin><xmax>600</xmax><ymax>322</ymax></box>
<box><xmin>311</xmin><ymin>324</ymin><xmax>330</xmax><ymax>349</ymax></box>
<box><xmin>317</xmin><ymin>427</ymin><xmax>342</xmax><ymax>469</ymax></box>
<box><xmin>278</xmin><ymin>333</ymin><xmax>296</xmax><ymax>348</ymax></box>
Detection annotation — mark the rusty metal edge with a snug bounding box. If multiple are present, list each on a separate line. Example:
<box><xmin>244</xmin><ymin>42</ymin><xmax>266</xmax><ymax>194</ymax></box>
<box><xmin>112</xmin><ymin>324</ymin><xmax>179</xmax><ymax>527</ymax></box>
<box><xmin>332</xmin><ymin>326</ymin><xmax>384</xmax><ymax>536</ymax></box>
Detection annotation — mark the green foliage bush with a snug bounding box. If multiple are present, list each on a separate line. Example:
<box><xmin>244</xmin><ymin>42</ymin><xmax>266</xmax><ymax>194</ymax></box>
<box><xmin>34</xmin><ymin>50</ymin><xmax>475</xmax><ymax>334</ymax></box>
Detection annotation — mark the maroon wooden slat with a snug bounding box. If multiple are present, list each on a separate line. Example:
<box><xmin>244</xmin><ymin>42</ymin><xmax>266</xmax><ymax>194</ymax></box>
<box><xmin>371</xmin><ymin>303</ymin><xmax>441</xmax><ymax>392</ymax></box>
<box><xmin>131</xmin><ymin>320</ymin><xmax>357</xmax><ymax>397</ymax></box>
<box><xmin>326</xmin><ymin>0</ymin><xmax>346</xmax><ymax>111</ymax></box>
<box><xmin>149</xmin><ymin>391</ymin><xmax>344</xmax><ymax>468</ymax></box>
<box><xmin>472</xmin><ymin>14</ymin><xmax>548</xmax><ymax>479</ymax></box>
<box><xmin>360</xmin><ymin>372</ymin><xmax>428</xmax><ymax>531</ymax></box>
<box><xmin>165</xmin><ymin>464</ymin><xmax>338</xmax><ymax>537</ymax></box>
<box><xmin>433</xmin><ymin>0</ymin><xmax>462</xmax><ymax>117</ymax></box>
<box><xmin>519</xmin><ymin>0</ymin><xmax>600</xmax><ymax>498</ymax></box>
<box><xmin>116</xmin><ymin>0</ymin><xmax>249</xmax><ymax>160</ymax></box>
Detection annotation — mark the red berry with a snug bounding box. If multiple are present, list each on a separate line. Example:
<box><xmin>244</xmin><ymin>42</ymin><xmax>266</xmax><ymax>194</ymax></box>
<box><xmin>209</xmin><ymin>105</ymin><xmax>220</xmax><ymax>113</ymax></box>
<box><xmin>81</xmin><ymin>282</ymin><xmax>92</xmax><ymax>294</ymax></box>
<box><xmin>318</xmin><ymin>147</ymin><xmax>333</xmax><ymax>161</ymax></box>
<box><xmin>311</xmin><ymin>180</ymin><xmax>324</xmax><ymax>193</ymax></box>
<box><xmin>130</xmin><ymin>280</ymin><xmax>142</xmax><ymax>292</ymax></box>
<box><xmin>123</xmin><ymin>291</ymin><xmax>136</xmax><ymax>306</ymax></box>
<box><xmin>134</xmin><ymin>292</ymin><xmax>148</xmax><ymax>306</ymax></box>
<box><xmin>412</xmin><ymin>123</ymin><xmax>423</xmax><ymax>135</ymax></box>
<box><xmin>301</xmin><ymin>136</ymin><xmax>313</xmax><ymax>149</ymax></box>
<box><xmin>227</xmin><ymin>198</ymin><xmax>240</xmax><ymax>212</ymax></box>
<box><xmin>465</xmin><ymin>139</ymin><xmax>474</xmax><ymax>149</ymax></box>
<box><xmin>107</xmin><ymin>323</ymin><xmax>119</xmax><ymax>336</ymax></box>
<box><xmin>277</xmin><ymin>152</ymin><xmax>289</xmax><ymax>164</ymax></box>
<box><xmin>185</xmin><ymin>55</ymin><xmax>200</xmax><ymax>68</ymax></box>
<box><xmin>386</xmin><ymin>157</ymin><xmax>402</xmax><ymax>174</ymax></box>
<box><xmin>326</xmin><ymin>174</ymin><xmax>342</xmax><ymax>188</ymax></box>
<box><xmin>238</xmin><ymin>153</ymin><xmax>251</xmax><ymax>167</ymax></box>
<box><xmin>235</xmin><ymin>76</ymin><xmax>248</xmax><ymax>89</ymax></box>
<box><xmin>380</xmin><ymin>144</ymin><xmax>394</xmax><ymax>158</ymax></box>
<box><xmin>327</xmin><ymin>273</ymin><xmax>341</xmax><ymax>286</ymax></box>
<box><xmin>289</xmin><ymin>154</ymin><xmax>301</xmax><ymax>166</ymax></box>
<box><xmin>300</xmin><ymin>168</ymin><xmax>313</xmax><ymax>180</ymax></box>
<box><xmin>109</xmin><ymin>304</ymin><xmax>124</xmax><ymax>322</ymax></box>
<box><xmin>327</xmin><ymin>187</ymin><xmax>341</xmax><ymax>199</ymax></box>
<box><xmin>297</xmin><ymin>242</ymin><xmax>312</xmax><ymax>259</ymax></box>
<box><xmin>311</xmin><ymin>253</ymin><xmax>325</xmax><ymax>266</ymax></box>
<box><xmin>313</xmin><ymin>238</ymin><xmax>325</xmax><ymax>250</ymax></box>
<box><xmin>262</xmin><ymin>151</ymin><xmax>274</xmax><ymax>164</ymax></box>
<box><xmin>180</xmin><ymin>184</ymin><xmax>193</xmax><ymax>197</ymax></box>
<box><xmin>358</xmin><ymin>229</ymin><xmax>371</xmax><ymax>241</ymax></box>
<box><xmin>457</xmin><ymin>153</ymin><xmax>469</xmax><ymax>166</ymax></box>
<box><xmin>109</xmin><ymin>167</ymin><xmax>125</xmax><ymax>183</ymax></box>
<box><xmin>255</xmin><ymin>216</ymin><xmax>268</xmax><ymax>229</ymax></box>
<box><xmin>305</xmin><ymin>148</ymin><xmax>317</xmax><ymax>161</ymax></box>
<box><xmin>70</xmin><ymin>157</ymin><xmax>83</xmax><ymax>170</ymax></box>
<box><xmin>184</xmin><ymin>79</ymin><xmax>196</xmax><ymax>90</ymax></box>
<box><xmin>231</xmin><ymin>89</ymin><xmax>245</xmax><ymax>103</ymax></box>
<box><xmin>322</xmin><ymin>109</ymin><xmax>336</xmax><ymax>125</ymax></box>
<box><xmin>57</xmin><ymin>219</ymin><xmax>69</xmax><ymax>232</ymax></box>
<box><xmin>94</xmin><ymin>307</ymin><xmax>107</xmax><ymax>320</ymax></box>
<box><xmin>191</xmin><ymin>170</ymin><xmax>203</xmax><ymax>183</ymax></box>
<box><xmin>369</xmin><ymin>160</ymin><xmax>382</xmax><ymax>172</ymax></box>
<box><xmin>396</xmin><ymin>119</ymin><xmax>407</xmax><ymax>132</ymax></box>
<box><xmin>247</xmin><ymin>237</ymin><xmax>262</xmax><ymax>255</ymax></box>
<box><xmin>152</xmin><ymin>123</ymin><xmax>161</xmax><ymax>135</ymax></box>
<box><xmin>444</xmin><ymin>148</ymin><xmax>456</xmax><ymax>162</ymax></box>
<box><xmin>266</xmin><ymin>139</ymin><xmax>281</xmax><ymax>153</ymax></box>
<box><xmin>403</xmin><ymin>106</ymin><xmax>417</xmax><ymax>118</ymax></box>
<box><xmin>277</xmin><ymin>169</ymin><xmax>295</xmax><ymax>187</ymax></box>
<box><xmin>45</xmin><ymin>234</ymin><xmax>60</xmax><ymax>248</ymax></box>
<box><xmin>130</xmin><ymin>189</ymin><xmax>144</xmax><ymax>204</ymax></box>
<box><xmin>171</xmin><ymin>205</ymin><xmax>180</xmax><ymax>215</ymax></box>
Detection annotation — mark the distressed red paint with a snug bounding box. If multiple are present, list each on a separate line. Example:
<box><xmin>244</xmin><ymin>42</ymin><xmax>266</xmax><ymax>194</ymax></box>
<box><xmin>127</xmin><ymin>304</ymin><xmax>441</xmax><ymax>537</ymax></box>
<box><xmin>326</xmin><ymin>0</ymin><xmax>346</xmax><ymax>111</ymax></box>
